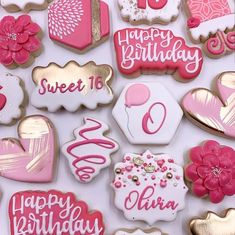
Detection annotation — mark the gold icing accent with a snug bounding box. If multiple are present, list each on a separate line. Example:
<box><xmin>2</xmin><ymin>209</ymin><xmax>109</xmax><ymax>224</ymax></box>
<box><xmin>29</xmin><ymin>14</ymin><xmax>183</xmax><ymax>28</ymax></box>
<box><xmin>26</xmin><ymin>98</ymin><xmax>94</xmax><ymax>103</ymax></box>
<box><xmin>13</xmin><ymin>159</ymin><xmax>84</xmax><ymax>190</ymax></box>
<box><xmin>190</xmin><ymin>209</ymin><xmax>235</xmax><ymax>235</ymax></box>
<box><xmin>133</xmin><ymin>157</ymin><xmax>144</xmax><ymax>166</ymax></box>
<box><xmin>92</xmin><ymin>0</ymin><xmax>101</xmax><ymax>42</ymax></box>
<box><xmin>144</xmin><ymin>164</ymin><xmax>155</xmax><ymax>173</ymax></box>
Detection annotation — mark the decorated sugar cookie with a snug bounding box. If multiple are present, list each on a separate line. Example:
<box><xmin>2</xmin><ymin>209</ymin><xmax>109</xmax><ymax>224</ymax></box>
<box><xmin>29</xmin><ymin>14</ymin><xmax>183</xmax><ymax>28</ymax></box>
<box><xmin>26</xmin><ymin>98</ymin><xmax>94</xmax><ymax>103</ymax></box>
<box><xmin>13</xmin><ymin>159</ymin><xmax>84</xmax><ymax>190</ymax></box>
<box><xmin>115</xmin><ymin>228</ymin><xmax>168</xmax><ymax>235</ymax></box>
<box><xmin>1</xmin><ymin>0</ymin><xmax>52</xmax><ymax>12</ymax></box>
<box><xmin>0</xmin><ymin>73</ymin><xmax>25</xmax><ymax>125</ymax></box>
<box><xmin>185</xmin><ymin>140</ymin><xmax>235</xmax><ymax>204</ymax></box>
<box><xmin>48</xmin><ymin>0</ymin><xmax>110</xmax><ymax>52</ymax></box>
<box><xmin>182</xmin><ymin>71</ymin><xmax>235</xmax><ymax>139</ymax></box>
<box><xmin>9</xmin><ymin>190</ymin><xmax>105</xmax><ymax>234</ymax></box>
<box><xmin>190</xmin><ymin>209</ymin><xmax>235</xmax><ymax>235</ymax></box>
<box><xmin>31</xmin><ymin>61</ymin><xmax>114</xmax><ymax>112</ymax></box>
<box><xmin>114</xmin><ymin>28</ymin><xmax>203</xmax><ymax>81</ymax></box>
<box><xmin>0</xmin><ymin>115</ymin><xmax>57</xmax><ymax>182</ymax></box>
<box><xmin>0</xmin><ymin>15</ymin><xmax>42</xmax><ymax>68</ymax></box>
<box><xmin>112</xmin><ymin>150</ymin><xmax>188</xmax><ymax>224</ymax></box>
<box><xmin>185</xmin><ymin>0</ymin><xmax>235</xmax><ymax>58</ymax></box>
<box><xmin>118</xmin><ymin>0</ymin><xmax>181</xmax><ymax>25</ymax></box>
<box><xmin>62</xmin><ymin>117</ymin><xmax>119</xmax><ymax>183</ymax></box>
<box><xmin>112</xmin><ymin>82</ymin><xmax>183</xmax><ymax>145</ymax></box>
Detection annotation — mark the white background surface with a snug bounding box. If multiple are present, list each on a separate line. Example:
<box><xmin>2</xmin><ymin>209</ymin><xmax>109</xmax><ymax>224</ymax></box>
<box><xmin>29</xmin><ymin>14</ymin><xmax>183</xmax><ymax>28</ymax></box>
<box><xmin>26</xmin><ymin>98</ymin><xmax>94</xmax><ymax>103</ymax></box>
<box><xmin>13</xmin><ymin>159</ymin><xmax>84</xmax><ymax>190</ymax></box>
<box><xmin>0</xmin><ymin>1</ymin><xmax>235</xmax><ymax>234</ymax></box>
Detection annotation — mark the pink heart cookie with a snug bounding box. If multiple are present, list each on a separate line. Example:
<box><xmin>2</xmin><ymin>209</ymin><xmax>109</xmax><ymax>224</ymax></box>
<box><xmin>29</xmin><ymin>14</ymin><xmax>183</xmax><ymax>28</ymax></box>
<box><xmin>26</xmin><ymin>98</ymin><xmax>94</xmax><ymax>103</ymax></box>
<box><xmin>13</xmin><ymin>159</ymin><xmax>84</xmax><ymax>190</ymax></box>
<box><xmin>48</xmin><ymin>0</ymin><xmax>110</xmax><ymax>52</ymax></box>
<box><xmin>182</xmin><ymin>71</ymin><xmax>235</xmax><ymax>138</ymax></box>
<box><xmin>0</xmin><ymin>85</ymin><xmax>6</xmax><ymax>110</ymax></box>
<box><xmin>0</xmin><ymin>115</ymin><xmax>56</xmax><ymax>182</ymax></box>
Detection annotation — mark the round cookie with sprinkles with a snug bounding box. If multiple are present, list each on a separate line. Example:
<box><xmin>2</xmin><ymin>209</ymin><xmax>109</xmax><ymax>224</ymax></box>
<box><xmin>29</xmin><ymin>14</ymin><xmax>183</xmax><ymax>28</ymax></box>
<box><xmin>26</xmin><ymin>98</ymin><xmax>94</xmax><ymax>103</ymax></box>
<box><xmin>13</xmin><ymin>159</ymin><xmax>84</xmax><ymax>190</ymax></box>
<box><xmin>112</xmin><ymin>150</ymin><xmax>188</xmax><ymax>225</ymax></box>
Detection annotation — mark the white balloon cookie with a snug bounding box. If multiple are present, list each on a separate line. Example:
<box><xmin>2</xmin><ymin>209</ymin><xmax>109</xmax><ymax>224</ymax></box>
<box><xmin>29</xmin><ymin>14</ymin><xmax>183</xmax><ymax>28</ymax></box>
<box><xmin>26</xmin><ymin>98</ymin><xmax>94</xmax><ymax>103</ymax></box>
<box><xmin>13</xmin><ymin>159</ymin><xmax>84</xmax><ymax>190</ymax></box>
<box><xmin>112</xmin><ymin>82</ymin><xmax>183</xmax><ymax>145</ymax></box>
<box><xmin>118</xmin><ymin>0</ymin><xmax>181</xmax><ymax>24</ymax></box>
<box><xmin>0</xmin><ymin>73</ymin><xmax>24</xmax><ymax>125</ymax></box>
<box><xmin>112</xmin><ymin>150</ymin><xmax>188</xmax><ymax>225</ymax></box>
<box><xmin>115</xmin><ymin>228</ymin><xmax>168</xmax><ymax>235</ymax></box>
<box><xmin>62</xmin><ymin>117</ymin><xmax>119</xmax><ymax>183</ymax></box>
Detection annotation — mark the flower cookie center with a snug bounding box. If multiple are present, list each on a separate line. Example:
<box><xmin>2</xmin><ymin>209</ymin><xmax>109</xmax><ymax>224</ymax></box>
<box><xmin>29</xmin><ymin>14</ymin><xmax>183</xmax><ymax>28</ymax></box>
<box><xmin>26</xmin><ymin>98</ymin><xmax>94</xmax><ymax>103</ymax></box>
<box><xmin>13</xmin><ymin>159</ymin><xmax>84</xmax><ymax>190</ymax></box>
<box><xmin>211</xmin><ymin>167</ymin><xmax>222</xmax><ymax>176</ymax></box>
<box><xmin>7</xmin><ymin>33</ymin><xmax>17</xmax><ymax>41</ymax></box>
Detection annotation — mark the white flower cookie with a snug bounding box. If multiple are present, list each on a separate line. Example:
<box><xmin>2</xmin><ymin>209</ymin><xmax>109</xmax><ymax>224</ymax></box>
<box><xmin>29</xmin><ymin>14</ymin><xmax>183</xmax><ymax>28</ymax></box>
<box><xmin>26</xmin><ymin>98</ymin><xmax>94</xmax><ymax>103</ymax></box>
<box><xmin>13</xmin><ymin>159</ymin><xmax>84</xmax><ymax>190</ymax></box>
<box><xmin>0</xmin><ymin>73</ymin><xmax>25</xmax><ymax>125</ymax></box>
<box><xmin>118</xmin><ymin>0</ymin><xmax>181</xmax><ymax>24</ymax></box>
<box><xmin>112</xmin><ymin>150</ymin><xmax>188</xmax><ymax>225</ymax></box>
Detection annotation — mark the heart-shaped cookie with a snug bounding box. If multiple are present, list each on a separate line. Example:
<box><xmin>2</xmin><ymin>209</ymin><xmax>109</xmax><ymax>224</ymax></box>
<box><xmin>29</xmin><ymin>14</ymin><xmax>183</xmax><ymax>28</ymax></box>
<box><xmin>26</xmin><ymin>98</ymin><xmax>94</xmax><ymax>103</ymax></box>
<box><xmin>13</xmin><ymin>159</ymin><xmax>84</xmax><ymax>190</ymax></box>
<box><xmin>0</xmin><ymin>115</ymin><xmax>56</xmax><ymax>182</ymax></box>
<box><xmin>182</xmin><ymin>71</ymin><xmax>235</xmax><ymax>138</ymax></box>
<box><xmin>0</xmin><ymin>85</ymin><xmax>6</xmax><ymax>110</ymax></box>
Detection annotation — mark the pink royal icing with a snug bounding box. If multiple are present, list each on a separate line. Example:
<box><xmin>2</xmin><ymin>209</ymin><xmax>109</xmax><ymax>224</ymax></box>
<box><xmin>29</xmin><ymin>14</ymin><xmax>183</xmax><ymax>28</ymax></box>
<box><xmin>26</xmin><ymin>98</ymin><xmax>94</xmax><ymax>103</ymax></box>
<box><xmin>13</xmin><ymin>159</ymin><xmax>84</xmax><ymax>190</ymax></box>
<box><xmin>185</xmin><ymin>140</ymin><xmax>235</xmax><ymax>203</ymax></box>
<box><xmin>0</xmin><ymin>15</ymin><xmax>41</xmax><ymax>66</ymax></box>
<box><xmin>0</xmin><ymin>85</ymin><xmax>7</xmax><ymax>110</ymax></box>
<box><xmin>9</xmin><ymin>190</ymin><xmax>105</xmax><ymax>235</ymax></box>
<box><xmin>114</xmin><ymin>28</ymin><xmax>203</xmax><ymax>81</ymax></box>
<box><xmin>137</xmin><ymin>0</ymin><xmax>167</xmax><ymax>9</ymax></box>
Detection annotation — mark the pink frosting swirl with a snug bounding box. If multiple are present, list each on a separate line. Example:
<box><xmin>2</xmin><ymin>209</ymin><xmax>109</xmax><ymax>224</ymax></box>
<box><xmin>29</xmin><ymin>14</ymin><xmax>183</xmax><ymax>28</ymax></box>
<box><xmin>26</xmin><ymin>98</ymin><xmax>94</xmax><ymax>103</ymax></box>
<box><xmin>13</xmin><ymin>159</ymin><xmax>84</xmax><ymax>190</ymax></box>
<box><xmin>0</xmin><ymin>15</ymin><xmax>41</xmax><ymax>66</ymax></box>
<box><xmin>187</xmin><ymin>17</ymin><xmax>201</xmax><ymax>28</ymax></box>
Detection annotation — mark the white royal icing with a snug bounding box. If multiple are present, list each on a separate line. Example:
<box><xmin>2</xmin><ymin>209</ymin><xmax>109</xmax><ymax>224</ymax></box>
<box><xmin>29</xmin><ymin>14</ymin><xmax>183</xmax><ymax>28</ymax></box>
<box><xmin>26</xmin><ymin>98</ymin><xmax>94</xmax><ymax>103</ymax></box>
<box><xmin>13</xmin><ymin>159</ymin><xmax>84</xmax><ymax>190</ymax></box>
<box><xmin>0</xmin><ymin>73</ymin><xmax>24</xmax><ymax>125</ymax></box>
<box><xmin>115</xmin><ymin>229</ymin><xmax>162</xmax><ymax>235</ymax></box>
<box><xmin>1</xmin><ymin>0</ymin><xmax>46</xmax><ymax>9</ymax></box>
<box><xmin>118</xmin><ymin>0</ymin><xmax>181</xmax><ymax>23</ymax></box>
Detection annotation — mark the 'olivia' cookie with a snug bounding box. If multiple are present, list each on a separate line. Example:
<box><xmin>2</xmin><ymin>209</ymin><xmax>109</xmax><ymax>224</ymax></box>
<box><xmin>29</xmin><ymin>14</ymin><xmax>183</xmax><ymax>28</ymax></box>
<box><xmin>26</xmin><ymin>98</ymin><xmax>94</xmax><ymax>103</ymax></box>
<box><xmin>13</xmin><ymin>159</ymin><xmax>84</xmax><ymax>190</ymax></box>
<box><xmin>62</xmin><ymin>117</ymin><xmax>119</xmax><ymax>183</ymax></box>
<box><xmin>182</xmin><ymin>71</ymin><xmax>235</xmax><ymax>139</ymax></box>
<box><xmin>118</xmin><ymin>0</ymin><xmax>181</xmax><ymax>25</ymax></box>
<box><xmin>185</xmin><ymin>140</ymin><xmax>235</xmax><ymax>204</ymax></box>
<box><xmin>114</xmin><ymin>28</ymin><xmax>203</xmax><ymax>81</ymax></box>
<box><xmin>0</xmin><ymin>15</ymin><xmax>42</xmax><ymax>68</ymax></box>
<box><xmin>190</xmin><ymin>209</ymin><xmax>235</xmax><ymax>235</ymax></box>
<box><xmin>112</xmin><ymin>82</ymin><xmax>183</xmax><ymax>145</ymax></box>
<box><xmin>185</xmin><ymin>0</ymin><xmax>235</xmax><ymax>58</ymax></box>
<box><xmin>0</xmin><ymin>115</ymin><xmax>57</xmax><ymax>182</ymax></box>
<box><xmin>9</xmin><ymin>190</ymin><xmax>105</xmax><ymax>235</ymax></box>
<box><xmin>115</xmin><ymin>228</ymin><xmax>168</xmax><ymax>235</ymax></box>
<box><xmin>1</xmin><ymin>0</ymin><xmax>52</xmax><ymax>12</ymax></box>
<box><xmin>112</xmin><ymin>150</ymin><xmax>188</xmax><ymax>224</ymax></box>
<box><xmin>0</xmin><ymin>73</ymin><xmax>25</xmax><ymax>125</ymax></box>
<box><xmin>31</xmin><ymin>61</ymin><xmax>114</xmax><ymax>112</ymax></box>
<box><xmin>48</xmin><ymin>0</ymin><xmax>110</xmax><ymax>53</ymax></box>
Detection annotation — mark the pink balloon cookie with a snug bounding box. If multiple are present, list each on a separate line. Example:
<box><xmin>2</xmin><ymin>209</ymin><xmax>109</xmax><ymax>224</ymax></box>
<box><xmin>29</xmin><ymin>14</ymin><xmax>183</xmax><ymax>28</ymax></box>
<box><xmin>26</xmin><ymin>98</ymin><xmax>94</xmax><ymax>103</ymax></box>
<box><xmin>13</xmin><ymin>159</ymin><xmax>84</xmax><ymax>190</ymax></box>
<box><xmin>48</xmin><ymin>0</ymin><xmax>110</xmax><ymax>53</ymax></box>
<box><xmin>112</xmin><ymin>150</ymin><xmax>188</xmax><ymax>224</ymax></box>
<box><xmin>185</xmin><ymin>0</ymin><xmax>235</xmax><ymax>58</ymax></box>
<box><xmin>182</xmin><ymin>71</ymin><xmax>235</xmax><ymax>139</ymax></box>
<box><xmin>114</xmin><ymin>28</ymin><xmax>203</xmax><ymax>81</ymax></box>
<box><xmin>112</xmin><ymin>82</ymin><xmax>183</xmax><ymax>145</ymax></box>
<box><xmin>0</xmin><ymin>15</ymin><xmax>42</xmax><ymax>68</ymax></box>
<box><xmin>185</xmin><ymin>140</ymin><xmax>235</xmax><ymax>204</ymax></box>
<box><xmin>9</xmin><ymin>190</ymin><xmax>105</xmax><ymax>234</ymax></box>
<box><xmin>62</xmin><ymin>117</ymin><xmax>119</xmax><ymax>183</ymax></box>
<box><xmin>0</xmin><ymin>115</ymin><xmax>57</xmax><ymax>182</ymax></box>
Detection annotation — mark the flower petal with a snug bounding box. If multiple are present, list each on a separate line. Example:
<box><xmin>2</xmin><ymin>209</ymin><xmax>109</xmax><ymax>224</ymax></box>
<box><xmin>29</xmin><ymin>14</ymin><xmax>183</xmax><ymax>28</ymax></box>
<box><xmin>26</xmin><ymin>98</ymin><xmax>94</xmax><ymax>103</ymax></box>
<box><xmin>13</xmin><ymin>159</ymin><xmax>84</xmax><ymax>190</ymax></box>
<box><xmin>17</xmin><ymin>33</ymin><xmax>29</xmax><ymax>44</ymax></box>
<box><xmin>23</xmin><ymin>36</ymin><xmax>41</xmax><ymax>52</ymax></box>
<box><xmin>203</xmin><ymin>140</ymin><xmax>221</xmax><ymax>155</ymax></box>
<box><xmin>12</xmin><ymin>49</ymin><xmax>30</xmax><ymax>65</ymax></box>
<box><xmin>219</xmin><ymin>171</ymin><xmax>232</xmax><ymax>186</ymax></box>
<box><xmin>222</xmin><ymin>179</ymin><xmax>235</xmax><ymax>196</ymax></box>
<box><xmin>192</xmin><ymin>178</ymin><xmax>209</xmax><ymax>197</ymax></box>
<box><xmin>0</xmin><ymin>48</ymin><xmax>13</xmax><ymax>65</ymax></box>
<box><xmin>204</xmin><ymin>176</ymin><xmax>219</xmax><ymax>190</ymax></box>
<box><xmin>209</xmin><ymin>188</ymin><xmax>225</xmax><ymax>203</ymax></box>
<box><xmin>197</xmin><ymin>165</ymin><xmax>211</xmax><ymax>178</ymax></box>
<box><xmin>190</xmin><ymin>146</ymin><xmax>203</xmax><ymax>164</ymax></box>
<box><xmin>203</xmin><ymin>154</ymin><xmax>219</xmax><ymax>167</ymax></box>
<box><xmin>8</xmin><ymin>40</ymin><xmax>22</xmax><ymax>51</ymax></box>
<box><xmin>0</xmin><ymin>16</ymin><xmax>15</xmax><ymax>35</ymax></box>
<box><xmin>15</xmin><ymin>15</ymin><xmax>31</xmax><ymax>29</ymax></box>
<box><xmin>24</xmin><ymin>23</ymin><xmax>40</xmax><ymax>35</ymax></box>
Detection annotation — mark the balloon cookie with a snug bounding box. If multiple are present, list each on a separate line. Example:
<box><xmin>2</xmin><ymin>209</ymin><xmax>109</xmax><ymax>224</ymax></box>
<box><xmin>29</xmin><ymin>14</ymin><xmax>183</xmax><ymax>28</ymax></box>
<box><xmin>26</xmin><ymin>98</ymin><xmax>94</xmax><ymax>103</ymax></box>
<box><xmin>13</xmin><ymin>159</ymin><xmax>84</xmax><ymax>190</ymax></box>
<box><xmin>118</xmin><ymin>0</ymin><xmax>181</xmax><ymax>25</ymax></box>
<box><xmin>185</xmin><ymin>140</ymin><xmax>235</xmax><ymax>204</ymax></box>
<box><xmin>112</xmin><ymin>82</ymin><xmax>183</xmax><ymax>145</ymax></box>
<box><xmin>0</xmin><ymin>73</ymin><xmax>25</xmax><ymax>125</ymax></box>
<box><xmin>114</xmin><ymin>228</ymin><xmax>168</xmax><ymax>235</ymax></box>
<box><xmin>62</xmin><ymin>117</ymin><xmax>119</xmax><ymax>183</ymax></box>
<box><xmin>0</xmin><ymin>15</ymin><xmax>42</xmax><ymax>68</ymax></box>
<box><xmin>0</xmin><ymin>0</ymin><xmax>52</xmax><ymax>12</ymax></box>
<box><xmin>185</xmin><ymin>0</ymin><xmax>235</xmax><ymax>58</ymax></box>
<box><xmin>190</xmin><ymin>209</ymin><xmax>235</xmax><ymax>235</ymax></box>
<box><xmin>0</xmin><ymin>115</ymin><xmax>57</xmax><ymax>182</ymax></box>
<box><xmin>182</xmin><ymin>71</ymin><xmax>235</xmax><ymax>139</ymax></box>
<box><xmin>112</xmin><ymin>150</ymin><xmax>188</xmax><ymax>225</ymax></box>
<box><xmin>9</xmin><ymin>190</ymin><xmax>105</xmax><ymax>235</ymax></box>
<box><xmin>48</xmin><ymin>0</ymin><xmax>110</xmax><ymax>53</ymax></box>
<box><xmin>114</xmin><ymin>28</ymin><xmax>203</xmax><ymax>81</ymax></box>
<box><xmin>31</xmin><ymin>61</ymin><xmax>114</xmax><ymax>112</ymax></box>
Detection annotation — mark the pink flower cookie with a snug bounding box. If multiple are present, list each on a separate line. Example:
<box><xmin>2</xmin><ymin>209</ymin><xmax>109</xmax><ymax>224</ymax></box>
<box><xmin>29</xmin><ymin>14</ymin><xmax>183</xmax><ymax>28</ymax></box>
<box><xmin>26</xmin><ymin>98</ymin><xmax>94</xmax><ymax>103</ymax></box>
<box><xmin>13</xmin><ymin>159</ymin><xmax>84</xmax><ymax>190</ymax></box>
<box><xmin>182</xmin><ymin>71</ymin><xmax>235</xmax><ymax>139</ymax></box>
<box><xmin>185</xmin><ymin>0</ymin><xmax>235</xmax><ymax>58</ymax></box>
<box><xmin>62</xmin><ymin>117</ymin><xmax>119</xmax><ymax>183</ymax></box>
<box><xmin>48</xmin><ymin>0</ymin><xmax>110</xmax><ymax>53</ymax></box>
<box><xmin>114</xmin><ymin>28</ymin><xmax>203</xmax><ymax>81</ymax></box>
<box><xmin>118</xmin><ymin>0</ymin><xmax>181</xmax><ymax>25</ymax></box>
<box><xmin>9</xmin><ymin>190</ymin><xmax>105</xmax><ymax>235</ymax></box>
<box><xmin>0</xmin><ymin>15</ymin><xmax>42</xmax><ymax>68</ymax></box>
<box><xmin>0</xmin><ymin>115</ymin><xmax>57</xmax><ymax>182</ymax></box>
<box><xmin>185</xmin><ymin>140</ymin><xmax>235</xmax><ymax>204</ymax></box>
<box><xmin>112</xmin><ymin>150</ymin><xmax>188</xmax><ymax>225</ymax></box>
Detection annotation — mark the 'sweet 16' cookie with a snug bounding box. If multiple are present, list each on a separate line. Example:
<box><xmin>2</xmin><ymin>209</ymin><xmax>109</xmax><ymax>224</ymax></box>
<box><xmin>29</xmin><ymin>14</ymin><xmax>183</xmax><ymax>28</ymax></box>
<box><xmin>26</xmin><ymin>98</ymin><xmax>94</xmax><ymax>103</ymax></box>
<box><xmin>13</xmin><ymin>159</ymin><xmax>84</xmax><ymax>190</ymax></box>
<box><xmin>112</xmin><ymin>150</ymin><xmax>188</xmax><ymax>224</ymax></box>
<box><xmin>114</xmin><ymin>28</ymin><xmax>203</xmax><ymax>81</ymax></box>
<box><xmin>62</xmin><ymin>117</ymin><xmax>119</xmax><ymax>183</ymax></box>
<box><xmin>31</xmin><ymin>61</ymin><xmax>114</xmax><ymax>112</ymax></box>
